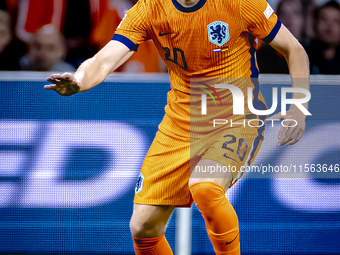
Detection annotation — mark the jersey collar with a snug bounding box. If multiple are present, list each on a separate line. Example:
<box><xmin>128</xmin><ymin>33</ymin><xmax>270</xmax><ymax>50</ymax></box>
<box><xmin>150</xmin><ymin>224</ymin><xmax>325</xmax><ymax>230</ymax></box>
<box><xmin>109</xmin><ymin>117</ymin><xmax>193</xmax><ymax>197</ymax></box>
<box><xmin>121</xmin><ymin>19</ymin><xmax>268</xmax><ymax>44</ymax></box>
<box><xmin>171</xmin><ymin>0</ymin><xmax>207</xmax><ymax>13</ymax></box>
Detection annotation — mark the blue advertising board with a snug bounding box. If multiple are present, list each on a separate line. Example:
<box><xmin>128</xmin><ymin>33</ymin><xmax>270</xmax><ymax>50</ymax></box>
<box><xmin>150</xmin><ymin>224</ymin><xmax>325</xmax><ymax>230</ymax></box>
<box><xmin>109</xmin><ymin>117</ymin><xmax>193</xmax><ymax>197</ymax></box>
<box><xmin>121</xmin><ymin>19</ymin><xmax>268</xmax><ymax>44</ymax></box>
<box><xmin>0</xmin><ymin>73</ymin><xmax>339</xmax><ymax>254</ymax></box>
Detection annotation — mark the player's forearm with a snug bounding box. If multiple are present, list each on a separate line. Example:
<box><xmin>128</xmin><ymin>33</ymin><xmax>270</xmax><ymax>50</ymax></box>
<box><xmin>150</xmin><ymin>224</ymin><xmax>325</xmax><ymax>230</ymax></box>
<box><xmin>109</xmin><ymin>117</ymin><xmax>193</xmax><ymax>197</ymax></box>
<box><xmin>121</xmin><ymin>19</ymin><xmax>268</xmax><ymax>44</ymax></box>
<box><xmin>269</xmin><ymin>26</ymin><xmax>310</xmax><ymax>111</ymax></box>
<box><xmin>286</xmin><ymin>45</ymin><xmax>310</xmax><ymax>110</ymax></box>
<box><xmin>74</xmin><ymin>55</ymin><xmax>114</xmax><ymax>93</ymax></box>
<box><xmin>74</xmin><ymin>40</ymin><xmax>132</xmax><ymax>93</ymax></box>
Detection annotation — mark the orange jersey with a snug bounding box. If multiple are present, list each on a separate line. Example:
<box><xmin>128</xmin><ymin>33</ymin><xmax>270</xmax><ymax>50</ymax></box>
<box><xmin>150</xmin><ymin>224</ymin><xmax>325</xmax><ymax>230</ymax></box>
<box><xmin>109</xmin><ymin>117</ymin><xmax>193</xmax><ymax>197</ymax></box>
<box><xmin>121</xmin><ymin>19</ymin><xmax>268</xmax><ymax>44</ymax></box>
<box><xmin>113</xmin><ymin>0</ymin><xmax>280</xmax><ymax>136</ymax></box>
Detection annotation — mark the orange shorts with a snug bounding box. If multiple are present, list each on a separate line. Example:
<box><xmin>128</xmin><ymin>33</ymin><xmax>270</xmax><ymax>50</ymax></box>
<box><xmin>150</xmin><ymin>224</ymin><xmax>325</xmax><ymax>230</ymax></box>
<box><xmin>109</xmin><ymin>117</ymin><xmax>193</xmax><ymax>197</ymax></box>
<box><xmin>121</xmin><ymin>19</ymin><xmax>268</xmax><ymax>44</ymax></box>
<box><xmin>134</xmin><ymin>115</ymin><xmax>265</xmax><ymax>206</ymax></box>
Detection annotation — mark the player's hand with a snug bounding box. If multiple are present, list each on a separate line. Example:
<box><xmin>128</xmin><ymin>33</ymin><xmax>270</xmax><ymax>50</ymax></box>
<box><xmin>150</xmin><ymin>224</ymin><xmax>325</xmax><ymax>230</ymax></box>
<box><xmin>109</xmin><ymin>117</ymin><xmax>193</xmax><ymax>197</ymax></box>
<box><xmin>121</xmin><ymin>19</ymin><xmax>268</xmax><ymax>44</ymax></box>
<box><xmin>267</xmin><ymin>108</ymin><xmax>306</xmax><ymax>147</ymax></box>
<box><xmin>45</xmin><ymin>73</ymin><xmax>80</xmax><ymax>96</ymax></box>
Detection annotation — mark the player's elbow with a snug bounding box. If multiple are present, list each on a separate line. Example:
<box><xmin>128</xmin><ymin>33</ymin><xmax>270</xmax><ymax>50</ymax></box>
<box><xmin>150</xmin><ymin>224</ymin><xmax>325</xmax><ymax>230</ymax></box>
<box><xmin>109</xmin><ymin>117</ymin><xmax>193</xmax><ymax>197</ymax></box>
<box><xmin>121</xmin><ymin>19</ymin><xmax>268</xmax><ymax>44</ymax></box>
<box><xmin>285</xmin><ymin>42</ymin><xmax>310</xmax><ymax>76</ymax></box>
<box><xmin>287</xmin><ymin>41</ymin><xmax>308</xmax><ymax>61</ymax></box>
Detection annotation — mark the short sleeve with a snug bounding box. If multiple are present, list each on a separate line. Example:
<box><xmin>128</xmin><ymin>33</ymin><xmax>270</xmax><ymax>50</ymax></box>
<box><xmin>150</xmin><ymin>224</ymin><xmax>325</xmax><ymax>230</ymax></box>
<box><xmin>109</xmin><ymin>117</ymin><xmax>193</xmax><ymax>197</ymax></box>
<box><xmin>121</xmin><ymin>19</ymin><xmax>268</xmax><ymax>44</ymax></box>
<box><xmin>112</xmin><ymin>0</ymin><xmax>151</xmax><ymax>51</ymax></box>
<box><xmin>240</xmin><ymin>0</ymin><xmax>281</xmax><ymax>43</ymax></box>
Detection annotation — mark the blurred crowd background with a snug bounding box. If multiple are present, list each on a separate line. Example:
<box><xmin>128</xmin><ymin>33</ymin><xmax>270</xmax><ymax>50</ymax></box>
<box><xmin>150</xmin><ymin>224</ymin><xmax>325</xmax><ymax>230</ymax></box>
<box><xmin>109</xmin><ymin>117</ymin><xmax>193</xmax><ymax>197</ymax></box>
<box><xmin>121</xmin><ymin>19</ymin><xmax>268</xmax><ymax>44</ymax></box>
<box><xmin>0</xmin><ymin>0</ymin><xmax>339</xmax><ymax>74</ymax></box>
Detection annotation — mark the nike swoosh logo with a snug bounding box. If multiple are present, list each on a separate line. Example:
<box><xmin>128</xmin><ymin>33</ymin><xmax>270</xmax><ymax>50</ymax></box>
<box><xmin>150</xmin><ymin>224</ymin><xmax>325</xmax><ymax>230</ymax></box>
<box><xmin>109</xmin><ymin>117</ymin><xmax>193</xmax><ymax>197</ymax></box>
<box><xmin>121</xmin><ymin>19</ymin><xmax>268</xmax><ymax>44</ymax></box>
<box><xmin>225</xmin><ymin>233</ymin><xmax>239</xmax><ymax>245</ymax></box>
<box><xmin>159</xmin><ymin>32</ymin><xmax>176</xmax><ymax>36</ymax></box>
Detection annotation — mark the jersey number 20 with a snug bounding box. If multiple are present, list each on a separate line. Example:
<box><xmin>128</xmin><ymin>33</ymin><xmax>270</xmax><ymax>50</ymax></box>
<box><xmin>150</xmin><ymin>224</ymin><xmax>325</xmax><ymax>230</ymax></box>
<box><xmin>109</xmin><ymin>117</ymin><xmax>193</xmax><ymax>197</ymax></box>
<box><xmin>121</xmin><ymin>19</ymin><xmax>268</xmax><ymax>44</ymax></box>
<box><xmin>163</xmin><ymin>47</ymin><xmax>188</xmax><ymax>70</ymax></box>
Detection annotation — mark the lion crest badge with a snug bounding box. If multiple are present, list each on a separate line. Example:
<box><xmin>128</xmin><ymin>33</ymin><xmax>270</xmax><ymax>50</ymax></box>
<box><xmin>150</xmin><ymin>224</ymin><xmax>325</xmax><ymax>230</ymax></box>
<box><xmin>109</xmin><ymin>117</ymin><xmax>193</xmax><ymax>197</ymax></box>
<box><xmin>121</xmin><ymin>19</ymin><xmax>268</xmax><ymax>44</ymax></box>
<box><xmin>207</xmin><ymin>21</ymin><xmax>230</xmax><ymax>47</ymax></box>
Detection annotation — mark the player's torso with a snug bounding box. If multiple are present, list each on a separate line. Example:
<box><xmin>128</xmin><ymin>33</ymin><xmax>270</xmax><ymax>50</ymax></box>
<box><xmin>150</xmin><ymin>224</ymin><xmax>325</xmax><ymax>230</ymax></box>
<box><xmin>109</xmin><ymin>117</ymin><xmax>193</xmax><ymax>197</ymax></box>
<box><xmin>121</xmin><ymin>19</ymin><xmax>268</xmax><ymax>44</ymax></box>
<box><xmin>145</xmin><ymin>0</ymin><xmax>253</xmax><ymax>80</ymax></box>
<box><xmin>140</xmin><ymin>0</ymin><xmax>265</xmax><ymax>136</ymax></box>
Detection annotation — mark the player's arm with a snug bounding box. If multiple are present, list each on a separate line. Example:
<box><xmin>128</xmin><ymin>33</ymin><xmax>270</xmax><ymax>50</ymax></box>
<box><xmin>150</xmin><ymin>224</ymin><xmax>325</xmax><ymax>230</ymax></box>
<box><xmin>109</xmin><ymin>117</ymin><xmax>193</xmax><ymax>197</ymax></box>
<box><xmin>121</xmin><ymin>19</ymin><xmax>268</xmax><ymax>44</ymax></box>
<box><xmin>45</xmin><ymin>0</ymin><xmax>149</xmax><ymax>96</ymax></box>
<box><xmin>44</xmin><ymin>40</ymin><xmax>134</xmax><ymax>96</ymax></box>
<box><xmin>267</xmin><ymin>25</ymin><xmax>310</xmax><ymax>146</ymax></box>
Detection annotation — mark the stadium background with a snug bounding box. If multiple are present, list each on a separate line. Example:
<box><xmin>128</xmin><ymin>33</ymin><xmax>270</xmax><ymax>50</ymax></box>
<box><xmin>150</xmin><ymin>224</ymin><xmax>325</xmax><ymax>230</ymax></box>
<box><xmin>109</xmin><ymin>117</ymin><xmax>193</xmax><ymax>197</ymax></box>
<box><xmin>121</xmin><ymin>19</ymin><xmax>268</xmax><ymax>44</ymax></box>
<box><xmin>0</xmin><ymin>73</ymin><xmax>339</xmax><ymax>255</ymax></box>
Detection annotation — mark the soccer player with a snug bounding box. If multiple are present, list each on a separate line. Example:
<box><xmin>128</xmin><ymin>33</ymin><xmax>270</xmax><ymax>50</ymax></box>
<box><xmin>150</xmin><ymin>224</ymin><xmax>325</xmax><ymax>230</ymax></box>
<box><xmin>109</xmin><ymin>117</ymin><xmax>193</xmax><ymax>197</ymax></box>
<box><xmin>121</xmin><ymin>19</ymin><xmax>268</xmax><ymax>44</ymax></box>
<box><xmin>45</xmin><ymin>0</ymin><xmax>309</xmax><ymax>253</ymax></box>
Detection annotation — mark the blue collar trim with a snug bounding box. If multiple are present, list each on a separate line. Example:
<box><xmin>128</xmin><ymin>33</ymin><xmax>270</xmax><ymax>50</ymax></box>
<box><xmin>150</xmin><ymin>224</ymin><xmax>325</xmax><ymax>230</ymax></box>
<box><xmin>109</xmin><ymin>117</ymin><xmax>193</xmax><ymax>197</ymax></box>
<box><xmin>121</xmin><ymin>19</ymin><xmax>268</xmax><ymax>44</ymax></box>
<box><xmin>171</xmin><ymin>0</ymin><xmax>207</xmax><ymax>13</ymax></box>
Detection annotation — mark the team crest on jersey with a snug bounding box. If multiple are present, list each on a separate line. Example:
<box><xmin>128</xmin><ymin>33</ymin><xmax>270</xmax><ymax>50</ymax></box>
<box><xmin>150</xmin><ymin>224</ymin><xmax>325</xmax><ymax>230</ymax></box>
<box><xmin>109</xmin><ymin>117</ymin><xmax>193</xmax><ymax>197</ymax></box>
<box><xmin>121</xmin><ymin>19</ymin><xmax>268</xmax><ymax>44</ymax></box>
<box><xmin>207</xmin><ymin>21</ymin><xmax>230</xmax><ymax>47</ymax></box>
<box><xmin>135</xmin><ymin>173</ymin><xmax>144</xmax><ymax>194</ymax></box>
